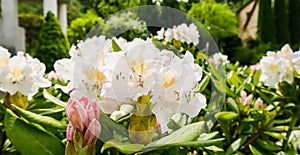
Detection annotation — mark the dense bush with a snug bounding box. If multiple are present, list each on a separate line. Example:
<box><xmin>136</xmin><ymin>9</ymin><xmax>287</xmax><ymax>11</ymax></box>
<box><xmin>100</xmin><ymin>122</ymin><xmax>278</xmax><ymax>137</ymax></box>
<box><xmin>289</xmin><ymin>0</ymin><xmax>300</xmax><ymax>44</ymax></box>
<box><xmin>34</xmin><ymin>11</ymin><xmax>70</xmax><ymax>71</ymax></box>
<box><xmin>19</xmin><ymin>13</ymin><xmax>44</xmax><ymax>54</ymax></box>
<box><xmin>188</xmin><ymin>0</ymin><xmax>238</xmax><ymax>42</ymax></box>
<box><xmin>67</xmin><ymin>10</ymin><xmax>104</xmax><ymax>44</ymax></box>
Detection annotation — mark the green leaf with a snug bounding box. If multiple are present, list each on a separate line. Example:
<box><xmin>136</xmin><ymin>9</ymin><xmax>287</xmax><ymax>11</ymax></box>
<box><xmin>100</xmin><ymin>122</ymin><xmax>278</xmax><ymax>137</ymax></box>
<box><xmin>253</xmin><ymin>70</ymin><xmax>261</xmax><ymax>86</ymax></box>
<box><xmin>264</xmin><ymin>131</ymin><xmax>287</xmax><ymax>140</ymax></box>
<box><xmin>199</xmin><ymin>75</ymin><xmax>210</xmax><ymax>93</ymax></box>
<box><xmin>249</xmin><ymin>144</ymin><xmax>263</xmax><ymax>155</ymax></box>
<box><xmin>4</xmin><ymin>109</ymin><xmax>64</xmax><ymax>155</ymax></box>
<box><xmin>256</xmin><ymin>138</ymin><xmax>281</xmax><ymax>151</ymax></box>
<box><xmin>204</xmin><ymin>145</ymin><xmax>224</xmax><ymax>152</ymax></box>
<box><xmin>12</xmin><ymin>105</ymin><xmax>67</xmax><ymax>130</ymax></box>
<box><xmin>179</xmin><ymin>138</ymin><xmax>225</xmax><ymax>147</ymax></box>
<box><xmin>227</xmin><ymin>97</ymin><xmax>239</xmax><ymax>113</ymax></box>
<box><xmin>101</xmin><ymin>140</ymin><xmax>144</xmax><ymax>154</ymax></box>
<box><xmin>215</xmin><ymin>111</ymin><xmax>239</xmax><ymax>121</ymax></box>
<box><xmin>43</xmin><ymin>89</ymin><xmax>67</xmax><ymax>108</ymax></box>
<box><xmin>225</xmin><ymin>136</ymin><xmax>247</xmax><ymax>155</ymax></box>
<box><xmin>144</xmin><ymin>121</ymin><xmax>205</xmax><ymax>150</ymax></box>
<box><xmin>197</xmin><ymin>131</ymin><xmax>219</xmax><ymax>141</ymax></box>
<box><xmin>112</xmin><ymin>39</ymin><xmax>122</xmax><ymax>52</ymax></box>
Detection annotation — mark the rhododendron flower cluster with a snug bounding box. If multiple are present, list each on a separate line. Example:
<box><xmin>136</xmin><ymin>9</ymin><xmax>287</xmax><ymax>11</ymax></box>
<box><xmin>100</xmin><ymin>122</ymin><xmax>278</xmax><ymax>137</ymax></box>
<box><xmin>55</xmin><ymin>28</ymin><xmax>206</xmax><ymax>133</ymax></box>
<box><xmin>0</xmin><ymin>46</ymin><xmax>51</xmax><ymax>97</ymax></box>
<box><xmin>154</xmin><ymin>23</ymin><xmax>200</xmax><ymax>45</ymax></box>
<box><xmin>259</xmin><ymin>44</ymin><xmax>300</xmax><ymax>87</ymax></box>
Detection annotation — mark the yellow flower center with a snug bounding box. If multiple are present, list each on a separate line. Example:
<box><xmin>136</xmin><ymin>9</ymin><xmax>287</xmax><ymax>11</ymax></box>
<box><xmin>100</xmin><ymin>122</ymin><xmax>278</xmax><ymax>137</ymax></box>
<box><xmin>163</xmin><ymin>71</ymin><xmax>176</xmax><ymax>88</ymax></box>
<box><xmin>86</xmin><ymin>68</ymin><xmax>105</xmax><ymax>82</ymax></box>
<box><xmin>134</xmin><ymin>62</ymin><xmax>147</xmax><ymax>75</ymax></box>
<box><xmin>269</xmin><ymin>64</ymin><xmax>279</xmax><ymax>71</ymax></box>
<box><xmin>10</xmin><ymin>67</ymin><xmax>24</xmax><ymax>82</ymax></box>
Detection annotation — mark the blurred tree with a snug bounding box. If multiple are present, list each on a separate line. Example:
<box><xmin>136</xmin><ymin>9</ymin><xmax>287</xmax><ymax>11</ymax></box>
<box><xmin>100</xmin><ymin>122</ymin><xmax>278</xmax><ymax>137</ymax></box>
<box><xmin>34</xmin><ymin>11</ymin><xmax>70</xmax><ymax>71</ymax></box>
<box><xmin>274</xmin><ymin>0</ymin><xmax>290</xmax><ymax>44</ymax></box>
<box><xmin>68</xmin><ymin>10</ymin><xmax>104</xmax><ymax>44</ymax></box>
<box><xmin>97</xmin><ymin>0</ymin><xmax>146</xmax><ymax>18</ymax></box>
<box><xmin>258</xmin><ymin>0</ymin><xmax>276</xmax><ymax>43</ymax></box>
<box><xmin>288</xmin><ymin>0</ymin><xmax>300</xmax><ymax>44</ymax></box>
<box><xmin>19</xmin><ymin>2</ymin><xmax>43</xmax><ymax>15</ymax></box>
<box><xmin>67</xmin><ymin>0</ymin><xmax>84</xmax><ymax>25</ymax></box>
<box><xmin>18</xmin><ymin>14</ymin><xmax>44</xmax><ymax>54</ymax></box>
<box><xmin>188</xmin><ymin>0</ymin><xmax>238</xmax><ymax>42</ymax></box>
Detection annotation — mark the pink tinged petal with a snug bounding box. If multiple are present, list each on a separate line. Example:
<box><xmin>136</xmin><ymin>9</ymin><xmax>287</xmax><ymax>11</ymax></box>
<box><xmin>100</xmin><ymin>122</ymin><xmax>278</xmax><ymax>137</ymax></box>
<box><xmin>66</xmin><ymin>122</ymin><xmax>74</xmax><ymax>142</ymax></box>
<box><xmin>245</xmin><ymin>94</ymin><xmax>253</xmax><ymax>105</ymax></box>
<box><xmin>66</xmin><ymin>99</ymin><xmax>87</xmax><ymax>132</ymax></box>
<box><xmin>91</xmin><ymin>101</ymin><xmax>100</xmax><ymax>121</ymax></box>
<box><xmin>83</xmin><ymin>118</ymin><xmax>101</xmax><ymax>145</ymax></box>
<box><xmin>79</xmin><ymin>96</ymin><xmax>89</xmax><ymax>109</ymax></box>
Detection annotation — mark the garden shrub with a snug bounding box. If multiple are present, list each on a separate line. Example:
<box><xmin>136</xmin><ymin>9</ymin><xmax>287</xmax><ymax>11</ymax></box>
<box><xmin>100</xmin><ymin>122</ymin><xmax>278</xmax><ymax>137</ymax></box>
<box><xmin>34</xmin><ymin>11</ymin><xmax>70</xmax><ymax>72</ymax></box>
<box><xmin>67</xmin><ymin>10</ymin><xmax>104</xmax><ymax>44</ymax></box>
<box><xmin>18</xmin><ymin>13</ymin><xmax>44</xmax><ymax>55</ymax></box>
<box><xmin>187</xmin><ymin>0</ymin><xmax>238</xmax><ymax>42</ymax></box>
<box><xmin>103</xmin><ymin>11</ymin><xmax>150</xmax><ymax>41</ymax></box>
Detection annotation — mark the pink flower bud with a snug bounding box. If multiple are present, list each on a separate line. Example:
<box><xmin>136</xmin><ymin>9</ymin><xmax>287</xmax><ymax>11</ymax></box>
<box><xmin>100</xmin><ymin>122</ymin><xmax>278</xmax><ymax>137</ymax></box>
<box><xmin>239</xmin><ymin>90</ymin><xmax>253</xmax><ymax>105</ymax></box>
<box><xmin>66</xmin><ymin>98</ymin><xmax>86</xmax><ymax>132</ymax></box>
<box><xmin>78</xmin><ymin>96</ymin><xmax>89</xmax><ymax>109</ymax></box>
<box><xmin>254</xmin><ymin>98</ymin><xmax>264</xmax><ymax>109</ymax></box>
<box><xmin>83</xmin><ymin>118</ymin><xmax>101</xmax><ymax>145</ymax></box>
<box><xmin>66</xmin><ymin>122</ymin><xmax>74</xmax><ymax>142</ymax></box>
<box><xmin>85</xmin><ymin>101</ymin><xmax>100</xmax><ymax>125</ymax></box>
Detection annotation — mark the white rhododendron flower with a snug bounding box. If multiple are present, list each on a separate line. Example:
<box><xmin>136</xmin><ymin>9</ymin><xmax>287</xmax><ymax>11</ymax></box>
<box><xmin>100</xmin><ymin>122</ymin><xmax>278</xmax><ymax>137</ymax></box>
<box><xmin>208</xmin><ymin>53</ymin><xmax>230</xmax><ymax>66</ymax></box>
<box><xmin>0</xmin><ymin>51</ymin><xmax>51</xmax><ymax>97</ymax></box>
<box><xmin>154</xmin><ymin>23</ymin><xmax>200</xmax><ymax>45</ymax></box>
<box><xmin>259</xmin><ymin>44</ymin><xmax>296</xmax><ymax>87</ymax></box>
<box><xmin>64</xmin><ymin>35</ymin><xmax>206</xmax><ymax>133</ymax></box>
<box><xmin>0</xmin><ymin>46</ymin><xmax>11</xmax><ymax>68</ymax></box>
<box><xmin>53</xmin><ymin>58</ymin><xmax>74</xmax><ymax>82</ymax></box>
<box><xmin>173</xmin><ymin>23</ymin><xmax>199</xmax><ymax>45</ymax></box>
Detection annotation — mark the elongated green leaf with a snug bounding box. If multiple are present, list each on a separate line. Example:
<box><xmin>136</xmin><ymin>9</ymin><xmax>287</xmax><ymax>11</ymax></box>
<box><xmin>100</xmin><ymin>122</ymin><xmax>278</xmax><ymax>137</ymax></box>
<box><xmin>264</xmin><ymin>131</ymin><xmax>287</xmax><ymax>140</ymax></box>
<box><xmin>178</xmin><ymin>138</ymin><xmax>224</xmax><ymax>147</ymax></box>
<box><xmin>249</xmin><ymin>144</ymin><xmax>263</xmax><ymax>155</ymax></box>
<box><xmin>199</xmin><ymin>75</ymin><xmax>210</xmax><ymax>93</ymax></box>
<box><xmin>256</xmin><ymin>138</ymin><xmax>281</xmax><ymax>151</ymax></box>
<box><xmin>197</xmin><ymin>131</ymin><xmax>219</xmax><ymax>141</ymax></box>
<box><xmin>253</xmin><ymin>70</ymin><xmax>261</xmax><ymax>86</ymax></box>
<box><xmin>144</xmin><ymin>121</ymin><xmax>204</xmax><ymax>150</ymax></box>
<box><xmin>112</xmin><ymin>39</ymin><xmax>122</xmax><ymax>52</ymax></box>
<box><xmin>101</xmin><ymin>140</ymin><xmax>144</xmax><ymax>154</ymax></box>
<box><xmin>225</xmin><ymin>136</ymin><xmax>247</xmax><ymax>155</ymax></box>
<box><xmin>4</xmin><ymin>109</ymin><xmax>64</xmax><ymax>155</ymax></box>
<box><xmin>215</xmin><ymin>111</ymin><xmax>239</xmax><ymax>121</ymax></box>
<box><xmin>227</xmin><ymin>97</ymin><xmax>239</xmax><ymax>113</ymax></box>
<box><xmin>43</xmin><ymin>89</ymin><xmax>67</xmax><ymax>108</ymax></box>
<box><xmin>204</xmin><ymin>145</ymin><xmax>224</xmax><ymax>152</ymax></box>
<box><xmin>12</xmin><ymin>105</ymin><xmax>67</xmax><ymax>130</ymax></box>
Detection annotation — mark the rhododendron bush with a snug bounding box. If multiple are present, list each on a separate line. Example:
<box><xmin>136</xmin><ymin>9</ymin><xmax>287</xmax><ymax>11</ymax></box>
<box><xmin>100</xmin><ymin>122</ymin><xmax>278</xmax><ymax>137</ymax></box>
<box><xmin>2</xmin><ymin>22</ymin><xmax>300</xmax><ymax>155</ymax></box>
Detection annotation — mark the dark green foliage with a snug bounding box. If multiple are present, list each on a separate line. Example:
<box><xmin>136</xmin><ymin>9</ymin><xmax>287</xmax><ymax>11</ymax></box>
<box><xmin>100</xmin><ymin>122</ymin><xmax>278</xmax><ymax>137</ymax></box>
<box><xmin>19</xmin><ymin>14</ymin><xmax>44</xmax><ymax>54</ymax></box>
<box><xmin>68</xmin><ymin>10</ymin><xmax>104</xmax><ymax>44</ymax></box>
<box><xmin>258</xmin><ymin>0</ymin><xmax>276</xmax><ymax>43</ymax></box>
<box><xmin>288</xmin><ymin>0</ymin><xmax>300</xmax><ymax>44</ymax></box>
<box><xmin>274</xmin><ymin>0</ymin><xmax>290</xmax><ymax>44</ymax></box>
<box><xmin>34</xmin><ymin>11</ymin><xmax>70</xmax><ymax>72</ymax></box>
<box><xmin>97</xmin><ymin>0</ymin><xmax>146</xmax><ymax>18</ymax></box>
<box><xmin>188</xmin><ymin>0</ymin><xmax>238</xmax><ymax>42</ymax></box>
